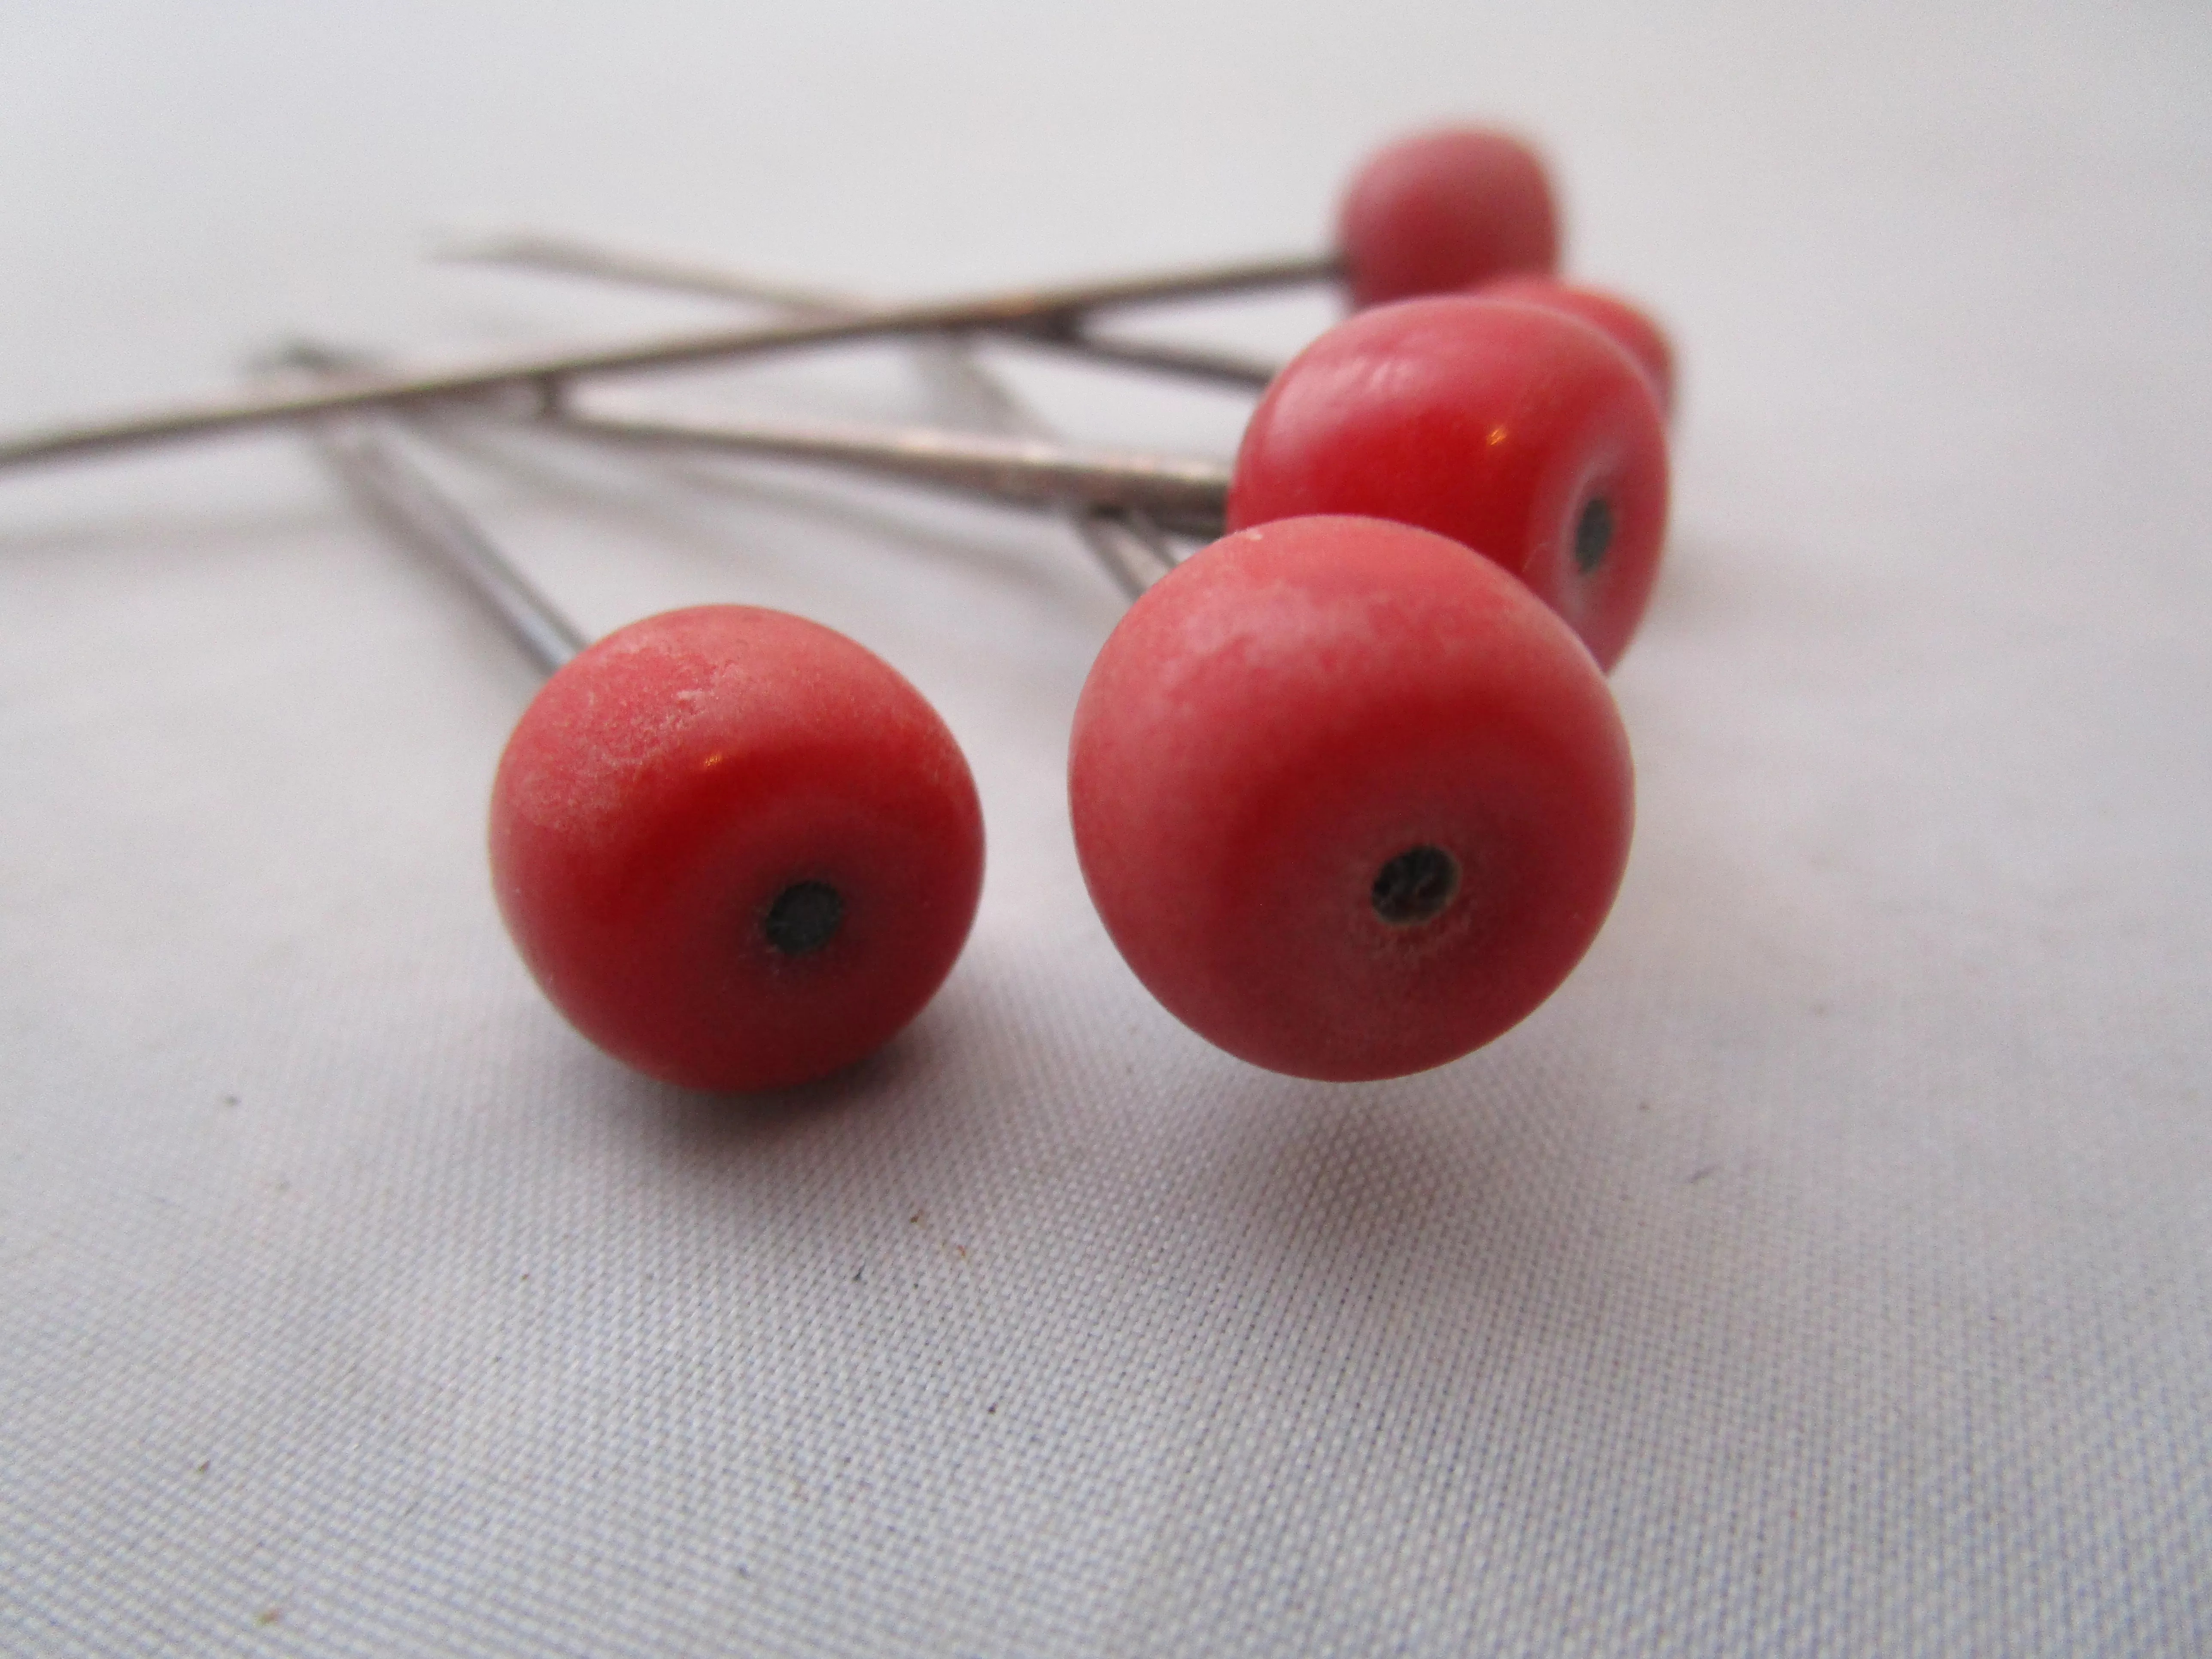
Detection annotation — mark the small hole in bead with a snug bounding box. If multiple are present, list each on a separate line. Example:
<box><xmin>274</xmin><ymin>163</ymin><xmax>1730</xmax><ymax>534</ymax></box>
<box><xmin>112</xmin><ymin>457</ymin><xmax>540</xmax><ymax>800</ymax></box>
<box><xmin>1574</xmin><ymin>496</ymin><xmax>1616</xmax><ymax>575</ymax></box>
<box><xmin>1370</xmin><ymin>845</ymin><xmax>1459</xmax><ymax>927</ymax></box>
<box><xmin>763</xmin><ymin>881</ymin><xmax>844</xmax><ymax>957</ymax></box>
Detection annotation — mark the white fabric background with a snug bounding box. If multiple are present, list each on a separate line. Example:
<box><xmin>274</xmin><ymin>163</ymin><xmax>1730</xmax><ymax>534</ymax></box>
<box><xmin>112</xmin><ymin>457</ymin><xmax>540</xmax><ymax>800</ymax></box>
<box><xmin>3</xmin><ymin>2</ymin><xmax>2208</xmax><ymax>1653</ymax></box>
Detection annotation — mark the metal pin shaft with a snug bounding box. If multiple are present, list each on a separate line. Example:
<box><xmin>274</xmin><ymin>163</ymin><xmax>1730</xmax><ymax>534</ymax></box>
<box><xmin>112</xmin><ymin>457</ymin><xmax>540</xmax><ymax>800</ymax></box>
<box><xmin>307</xmin><ymin>410</ymin><xmax>586</xmax><ymax>676</ymax></box>
<box><xmin>549</xmin><ymin>402</ymin><xmax>1231</xmax><ymax>531</ymax></box>
<box><xmin>448</xmin><ymin>231</ymin><xmax>1192</xmax><ymax>596</ymax></box>
<box><xmin>450</xmin><ymin>232</ymin><xmax>1284</xmax><ymax>392</ymax></box>
<box><xmin>0</xmin><ymin>252</ymin><xmax>1335</xmax><ymax>476</ymax></box>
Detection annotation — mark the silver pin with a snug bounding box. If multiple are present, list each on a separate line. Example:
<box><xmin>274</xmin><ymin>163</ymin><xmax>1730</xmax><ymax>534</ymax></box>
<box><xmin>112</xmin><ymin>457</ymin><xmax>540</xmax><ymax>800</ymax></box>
<box><xmin>0</xmin><ymin>252</ymin><xmax>1333</xmax><ymax>477</ymax></box>
<box><xmin>440</xmin><ymin>237</ymin><xmax>1187</xmax><ymax>597</ymax></box>
<box><xmin>265</xmin><ymin>343</ymin><xmax>586</xmax><ymax>676</ymax></box>
<box><xmin>447</xmin><ymin>232</ymin><xmax>1284</xmax><ymax>394</ymax></box>
<box><xmin>543</xmin><ymin>399</ymin><xmax>1229</xmax><ymax>536</ymax></box>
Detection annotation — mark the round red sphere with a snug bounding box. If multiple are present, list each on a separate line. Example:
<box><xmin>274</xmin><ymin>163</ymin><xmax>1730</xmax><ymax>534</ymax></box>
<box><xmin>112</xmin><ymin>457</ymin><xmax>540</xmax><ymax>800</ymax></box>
<box><xmin>489</xmin><ymin>605</ymin><xmax>984</xmax><ymax>1092</ymax></box>
<box><xmin>1070</xmin><ymin>516</ymin><xmax>1633</xmax><ymax>1083</ymax></box>
<box><xmin>1227</xmin><ymin>295</ymin><xmax>1669</xmax><ymax>671</ymax></box>
<box><xmin>1478</xmin><ymin>274</ymin><xmax>1677</xmax><ymax>417</ymax></box>
<box><xmin>1336</xmin><ymin>126</ymin><xmax>1560</xmax><ymax>309</ymax></box>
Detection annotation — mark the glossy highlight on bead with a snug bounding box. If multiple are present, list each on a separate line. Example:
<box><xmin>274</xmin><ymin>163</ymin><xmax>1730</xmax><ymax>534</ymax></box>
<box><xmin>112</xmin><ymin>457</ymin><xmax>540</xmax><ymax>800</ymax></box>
<box><xmin>1477</xmin><ymin>273</ymin><xmax>1677</xmax><ymax>417</ymax></box>
<box><xmin>1227</xmin><ymin>295</ymin><xmax>1670</xmax><ymax>670</ymax></box>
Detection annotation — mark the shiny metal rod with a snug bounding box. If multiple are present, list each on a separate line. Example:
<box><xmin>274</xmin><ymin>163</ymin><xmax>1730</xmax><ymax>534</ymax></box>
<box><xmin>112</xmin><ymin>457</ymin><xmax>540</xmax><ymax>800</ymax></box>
<box><xmin>448</xmin><ymin>231</ymin><xmax>1284</xmax><ymax>392</ymax></box>
<box><xmin>1013</xmin><ymin>327</ymin><xmax>1279</xmax><ymax>391</ymax></box>
<box><xmin>0</xmin><ymin>252</ymin><xmax>1335</xmax><ymax>477</ymax></box>
<box><xmin>313</xmin><ymin>418</ymin><xmax>586</xmax><ymax>675</ymax></box>
<box><xmin>446</xmin><ymin>231</ymin><xmax>1189</xmax><ymax>596</ymax></box>
<box><xmin>550</xmin><ymin>402</ymin><xmax>1231</xmax><ymax>530</ymax></box>
<box><xmin>264</xmin><ymin>338</ymin><xmax>588</xmax><ymax>675</ymax></box>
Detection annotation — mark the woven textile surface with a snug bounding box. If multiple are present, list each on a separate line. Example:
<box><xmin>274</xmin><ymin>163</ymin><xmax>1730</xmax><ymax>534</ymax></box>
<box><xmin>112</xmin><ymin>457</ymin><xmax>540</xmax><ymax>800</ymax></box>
<box><xmin>3</xmin><ymin>2</ymin><xmax>2207</xmax><ymax>1653</ymax></box>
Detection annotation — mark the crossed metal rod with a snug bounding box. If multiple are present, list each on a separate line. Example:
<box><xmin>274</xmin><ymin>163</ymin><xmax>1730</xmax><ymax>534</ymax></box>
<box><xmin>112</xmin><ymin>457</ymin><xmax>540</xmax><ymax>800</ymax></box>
<box><xmin>0</xmin><ymin>252</ymin><xmax>1329</xmax><ymax>475</ymax></box>
<box><xmin>447</xmin><ymin>231</ymin><xmax>1284</xmax><ymax>393</ymax></box>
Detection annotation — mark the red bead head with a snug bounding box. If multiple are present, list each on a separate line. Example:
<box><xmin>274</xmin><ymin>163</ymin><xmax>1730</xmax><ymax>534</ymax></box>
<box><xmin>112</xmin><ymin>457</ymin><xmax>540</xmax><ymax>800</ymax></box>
<box><xmin>489</xmin><ymin>605</ymin><xmax>984</xmax><ymax>1092</ymax></box>
<box><xmin>1070</xmin><ymin>516</ymin><xmax>1633</xmax><ymax>1082</ymax></box>
<box><xmin>1477</xmin><ymin>275</ymin><xmax>1677</xmax><ymax>418</ymax></box>
<box><xmin>1336</xmin><ymin>126</ymin><xmax>1561</xmax><ymax>309</ymax></box>
<box><xmin>1228</xmin><ymin>295</ymin><xmax>1669</xmax><ymax>671</ymax></box>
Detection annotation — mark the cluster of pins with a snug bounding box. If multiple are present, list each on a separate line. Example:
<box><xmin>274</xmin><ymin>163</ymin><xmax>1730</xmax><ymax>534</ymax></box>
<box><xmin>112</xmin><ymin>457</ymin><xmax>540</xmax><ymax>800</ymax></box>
<box><xmin>3</xmin><ymin>127</ymin><xmax>1675</xmax><ymax>1088</ymax></box>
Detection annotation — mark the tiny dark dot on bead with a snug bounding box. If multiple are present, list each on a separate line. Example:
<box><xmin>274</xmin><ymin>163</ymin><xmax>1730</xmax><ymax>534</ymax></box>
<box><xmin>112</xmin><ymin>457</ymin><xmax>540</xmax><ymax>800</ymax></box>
<box><xmin>1371</xmin><ymin>845</ymin><xmax>1459</xmax><ymax>927</ymax></box>
<box><xmin>1575</xmin><ymin>496</ymin><xmax>1616</xmax><ymax>575</ymax></box>
<box><xmin>763</xmin><ymin>881</ymin><xmax>844</xmax><ymax>956</ymax></box>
